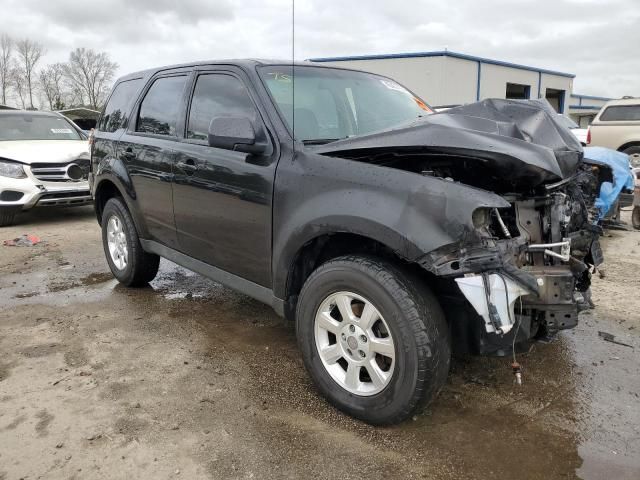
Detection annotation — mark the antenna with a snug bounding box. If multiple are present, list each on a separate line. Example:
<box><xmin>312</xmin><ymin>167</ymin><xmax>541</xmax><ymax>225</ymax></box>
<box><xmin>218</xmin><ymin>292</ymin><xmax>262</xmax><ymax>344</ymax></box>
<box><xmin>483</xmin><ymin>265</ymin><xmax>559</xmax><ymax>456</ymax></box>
<box><xmin>292</xmin><ymin>0</ymin><xmax>295</xmax><ymax>148</ymax></box>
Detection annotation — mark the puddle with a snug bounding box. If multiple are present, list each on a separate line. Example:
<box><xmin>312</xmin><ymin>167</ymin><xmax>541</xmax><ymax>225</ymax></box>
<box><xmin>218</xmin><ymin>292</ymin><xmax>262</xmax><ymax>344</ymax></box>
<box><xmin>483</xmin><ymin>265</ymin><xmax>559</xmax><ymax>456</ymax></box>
<box><xmin>150</xmin><ymin>261</ymin><xmax>227</xmax><ymax>301</ymax></box>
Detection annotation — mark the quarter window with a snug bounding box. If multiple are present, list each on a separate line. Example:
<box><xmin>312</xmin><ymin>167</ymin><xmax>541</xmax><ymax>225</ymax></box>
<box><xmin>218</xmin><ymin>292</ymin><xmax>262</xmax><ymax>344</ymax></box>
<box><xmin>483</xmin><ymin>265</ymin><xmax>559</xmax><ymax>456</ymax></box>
<box><xmin>187</xmin><ymin>74</ymin><xmax>257</xmax><ymax>142</ymax></box>
<box><xmin>137</xmin><ymin>76</ymin><xmax>187</xmax><ymax>136</ymax></box>
<box><xmin>99</xmin><ymin>79</ymin><xmax>142</xmax><ymax>133</ymax></box>
<box><xmin>600</xmin><ymin>105</ymin><xmax>640</xmax><ymax>122</ymax></box>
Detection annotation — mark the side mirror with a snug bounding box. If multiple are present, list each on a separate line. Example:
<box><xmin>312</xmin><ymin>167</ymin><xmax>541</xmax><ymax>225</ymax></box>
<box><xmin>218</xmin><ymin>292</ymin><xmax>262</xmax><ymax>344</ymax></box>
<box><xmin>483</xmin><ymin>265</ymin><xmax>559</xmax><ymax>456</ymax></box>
<box><xmin>208</xmin><ymin>116</ymin><xmax>267</xmax><ymax>155</ymax></box>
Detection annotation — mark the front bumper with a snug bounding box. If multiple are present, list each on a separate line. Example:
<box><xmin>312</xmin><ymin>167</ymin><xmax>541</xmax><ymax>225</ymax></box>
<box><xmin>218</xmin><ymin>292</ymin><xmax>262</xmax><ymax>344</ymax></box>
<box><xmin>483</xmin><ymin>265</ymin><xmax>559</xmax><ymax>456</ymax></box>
<box><xmin>423</xmin><ymin>228</ymin><xmax>597</xmax><ymax>354</ymax></box>
<box><xmin>0</xmin><ymin>167</ymin><xmax>91</xmax><ymax>210</ymax></box>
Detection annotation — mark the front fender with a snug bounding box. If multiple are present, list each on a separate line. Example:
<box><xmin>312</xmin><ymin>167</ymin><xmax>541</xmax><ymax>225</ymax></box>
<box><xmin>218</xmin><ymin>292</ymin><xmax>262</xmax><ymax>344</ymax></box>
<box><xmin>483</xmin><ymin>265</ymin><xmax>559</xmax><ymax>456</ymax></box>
<box><xmin>271</xmin><ymin>152</ymin><xmax>509</xmax><ymax>298</ymax></box>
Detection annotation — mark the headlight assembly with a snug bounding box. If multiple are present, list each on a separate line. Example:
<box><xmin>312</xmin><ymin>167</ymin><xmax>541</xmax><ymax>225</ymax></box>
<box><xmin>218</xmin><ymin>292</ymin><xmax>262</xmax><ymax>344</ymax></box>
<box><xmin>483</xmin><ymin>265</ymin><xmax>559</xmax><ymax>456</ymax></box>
<box><xmin>471</xmin><ymin>207</ymin><xmax>491</xmax><ymax>229</ymax></box>
<box><xmin>0</xmin><ymin>160</ymin><xmax>26</xmax><ymax>179</ymax></box>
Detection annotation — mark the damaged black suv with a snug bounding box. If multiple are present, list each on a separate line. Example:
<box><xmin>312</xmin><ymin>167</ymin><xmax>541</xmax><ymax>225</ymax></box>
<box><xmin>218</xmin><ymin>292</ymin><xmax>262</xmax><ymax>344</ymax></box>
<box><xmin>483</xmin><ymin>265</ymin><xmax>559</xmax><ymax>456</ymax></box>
<box><xmin>91</xmin><ymin>61</ymin><xmax>607</xmax><ymax>425</ymax></box>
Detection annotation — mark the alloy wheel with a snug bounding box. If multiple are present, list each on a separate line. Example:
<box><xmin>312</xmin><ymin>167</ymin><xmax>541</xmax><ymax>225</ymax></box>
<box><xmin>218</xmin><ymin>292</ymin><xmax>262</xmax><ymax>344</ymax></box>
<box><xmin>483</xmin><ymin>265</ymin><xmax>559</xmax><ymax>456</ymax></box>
<box><xmin>106</xmin><ymin>215</ymin><xmax>129</xmax><ymax>270</ymax></box>
<box><xmin>314</xmin><ymin>291</ymin><xmax>395</xmax><ymax>396</ymax></box>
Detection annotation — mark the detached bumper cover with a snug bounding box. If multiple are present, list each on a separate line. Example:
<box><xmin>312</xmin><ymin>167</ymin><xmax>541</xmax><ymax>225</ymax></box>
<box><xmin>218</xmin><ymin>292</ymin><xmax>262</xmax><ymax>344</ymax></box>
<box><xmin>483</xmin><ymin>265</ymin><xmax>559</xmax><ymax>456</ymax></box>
<box><xmin>455</xmin><ymin>274</ymin><xmax>529</xmax><ymax>334</ymax></box>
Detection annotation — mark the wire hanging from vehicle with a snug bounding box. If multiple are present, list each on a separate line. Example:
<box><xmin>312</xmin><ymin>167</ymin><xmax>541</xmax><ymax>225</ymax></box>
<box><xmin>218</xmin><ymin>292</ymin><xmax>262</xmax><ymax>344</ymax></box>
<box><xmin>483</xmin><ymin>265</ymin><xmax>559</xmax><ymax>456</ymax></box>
<box><xmin>494</xmin><ymin>208</ymin><xmax>511</xmax><ymax>238</ymax></box>
<box><xmin>498</xmin><ymin>273</ymin><xmax>523</xmax><ymax>385</ymax></box>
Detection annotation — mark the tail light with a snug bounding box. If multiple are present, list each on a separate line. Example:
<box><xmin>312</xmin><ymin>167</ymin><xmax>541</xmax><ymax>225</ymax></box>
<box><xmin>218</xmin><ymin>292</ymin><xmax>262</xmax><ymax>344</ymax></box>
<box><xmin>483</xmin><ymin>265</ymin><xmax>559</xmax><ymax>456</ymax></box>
<box><xmin>586</xmin><ymin>127</ymin><xmax>591</xmax><ymax>145</ymax></box>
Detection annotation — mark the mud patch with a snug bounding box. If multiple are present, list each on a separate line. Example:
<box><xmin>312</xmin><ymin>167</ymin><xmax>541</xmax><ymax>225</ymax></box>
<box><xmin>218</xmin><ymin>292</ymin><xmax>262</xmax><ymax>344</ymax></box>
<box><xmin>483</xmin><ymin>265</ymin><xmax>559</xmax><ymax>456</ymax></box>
<box><xmin>64</xmin><ymin>347</ymin><xmax>89</xmax><ymax>367</ymax></box>
<box><xmin>4</xmin><ymin>415</ymin><xmax>27</xmax><ymax>431</ymax></box>
<box><xmin>19</xmin><ymin>343</ymin><xmax>61</xmax><ymax>358</ymax></box>
<box><xmin>48</xmin><ymin>281</ymin><xmax>82</xmax><ymax>293</ymax></box>
<box><xmin>13</xmin><ymin>291</ymin><xmax>39</xmax><ymax>299</ymax></box>
<box><xmin>113</xmin><ymin>416</ymin><xmax>149</xmax><ymax>439</ymax></box>
<box><xmin>101</xmin><ymin>381</ymin><xmax>133</xmax><ymax>401</ymax></box>
<box><xmin>0</xmin><ymin>362</ymin><xmax>13</xmax><ymax>382</ymax></box>
<box><xmin>35</xmin><ymin>410</ymin><xmax>54</xmax><ymax>437</ymax></box>
<box><xmin>80</xmin><ymin>272</ymin><xmax>114</xmax><ymax>285</ymax></box>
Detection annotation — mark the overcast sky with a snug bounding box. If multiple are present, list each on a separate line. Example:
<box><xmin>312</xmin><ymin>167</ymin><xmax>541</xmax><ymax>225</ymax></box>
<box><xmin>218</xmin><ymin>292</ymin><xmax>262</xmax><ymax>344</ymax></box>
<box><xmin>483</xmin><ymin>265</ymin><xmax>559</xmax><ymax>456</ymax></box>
<box><xmin>2</xmin><ymin>0</ymin><xmax>638</xmax><ymax>98</ymax></box>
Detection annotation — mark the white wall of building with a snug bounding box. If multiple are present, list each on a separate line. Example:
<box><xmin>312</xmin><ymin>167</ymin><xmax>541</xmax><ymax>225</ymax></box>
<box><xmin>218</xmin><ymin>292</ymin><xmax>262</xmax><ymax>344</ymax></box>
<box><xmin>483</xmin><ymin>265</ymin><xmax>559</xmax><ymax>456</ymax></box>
<box><xmin>440</xmin><ymin>56</ymin><xmax>477</xmax><ymax>105</ymax></box>
<box><xmin>478</xmin><ymin>63</ymin><xmax>539</xmax><ymax>99</ymax></box>
<box><xmin>316</xmin><ymin>56</ymin><xmax>446</xmax><ymax>106</ymax></box>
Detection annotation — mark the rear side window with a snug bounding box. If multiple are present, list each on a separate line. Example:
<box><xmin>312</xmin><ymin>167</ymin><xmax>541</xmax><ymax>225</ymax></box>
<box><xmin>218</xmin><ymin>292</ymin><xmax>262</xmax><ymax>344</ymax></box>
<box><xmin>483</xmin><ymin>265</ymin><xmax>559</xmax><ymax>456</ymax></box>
<box><xmin>137</xmin><ymin>75</ymin><xmax>187</xmax><ymax>136</ymax></box>
<box><xmin>600</xmin><ymin>105</ymin><xmax>640</xmax><ymax>121</ymax></box>
<box><xmin>187</xmin><ymin>74</ymin><xmax>257</xmax><ymax>141</ymax></box>
<box><xmin>98</xmin><ymin>79</ymin><xmax>142</xmax><ymax>132</ymax></box>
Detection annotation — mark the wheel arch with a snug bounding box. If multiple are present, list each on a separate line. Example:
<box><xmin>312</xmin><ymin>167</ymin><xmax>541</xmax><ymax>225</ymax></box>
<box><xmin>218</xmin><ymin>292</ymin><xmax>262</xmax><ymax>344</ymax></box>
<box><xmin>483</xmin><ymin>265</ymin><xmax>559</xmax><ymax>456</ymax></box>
<box><xmin>618</xmin><ymin>141</ymin><xmax>640</xmax><ymax>153</ymax></box>
<box><xmin>280</xmin><ymin>230</ymin><xmax>437</xmax><ymax>322</ymax></box>
<box><xmin>94</xmin><ymin>178</ymin><xmax>122</xmax><ymax>223</ymax></box>
<box><xmin>93</xmin><ymin>176</ymin><xmax>149</xmax><ymax>238</ymax></box>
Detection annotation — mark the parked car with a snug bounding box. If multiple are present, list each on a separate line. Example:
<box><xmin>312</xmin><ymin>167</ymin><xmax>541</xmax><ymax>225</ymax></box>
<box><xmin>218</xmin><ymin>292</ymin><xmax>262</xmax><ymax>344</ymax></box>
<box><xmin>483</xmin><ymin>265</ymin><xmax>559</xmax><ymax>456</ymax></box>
<box><xmin>588</xmin><ymin>97</ymin><xmax>640</xmax><ymax>167</ymax></box>
<box><xmin>0</xmin><ymin>110</ymin><xmax>91</xmax><ymax>227</ymax></box>
<box><xmin>91</xmin><ymin>61</ymin><xmax>609</xmax><ymax>425</ymax></box>
<box><xmin>557</xmin><ymin>114</ymin><xmax>588</xmax><ymax>145</ymax></box>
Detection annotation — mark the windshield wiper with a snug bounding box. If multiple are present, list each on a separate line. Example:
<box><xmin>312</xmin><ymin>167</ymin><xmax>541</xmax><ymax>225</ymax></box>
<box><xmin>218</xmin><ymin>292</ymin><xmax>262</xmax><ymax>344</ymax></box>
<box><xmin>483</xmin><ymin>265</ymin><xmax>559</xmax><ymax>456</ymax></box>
<box><xmin>301</xmin><ymin>138</ymin><xmax>344</xmax><ymax>146</ymax></box>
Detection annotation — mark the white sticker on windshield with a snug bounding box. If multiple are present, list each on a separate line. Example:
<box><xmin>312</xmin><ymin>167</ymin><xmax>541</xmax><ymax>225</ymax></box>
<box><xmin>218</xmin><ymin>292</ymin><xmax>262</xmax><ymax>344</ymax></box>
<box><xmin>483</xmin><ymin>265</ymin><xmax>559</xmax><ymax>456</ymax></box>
<box><xmin>51</xmin><ymin>128</ymin><xmax>72</xmax><ymax>134</ymax></box>
<box><xmin>380</xmin><ymin>80</ymin><xmax>405</xmax><ymax>92</ymax></box>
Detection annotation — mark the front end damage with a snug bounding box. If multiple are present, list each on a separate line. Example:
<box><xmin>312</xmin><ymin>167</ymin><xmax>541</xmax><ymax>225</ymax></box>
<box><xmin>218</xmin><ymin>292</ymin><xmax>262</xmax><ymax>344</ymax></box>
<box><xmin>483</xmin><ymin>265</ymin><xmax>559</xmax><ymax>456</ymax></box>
<box><xmin>318</xmin><ymin>98</ymin><xmax>609</xmax><ymax>355</ymax></box>
<box><xmin>421</xmin><ymin>182</ymin><xmax>603</xmax><ymax>355</ymax></box>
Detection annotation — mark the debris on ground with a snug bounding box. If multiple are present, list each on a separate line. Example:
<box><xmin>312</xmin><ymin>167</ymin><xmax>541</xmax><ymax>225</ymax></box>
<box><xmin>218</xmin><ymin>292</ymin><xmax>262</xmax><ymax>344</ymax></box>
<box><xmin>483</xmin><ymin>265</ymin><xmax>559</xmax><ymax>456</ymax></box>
<box><xmin>598</xmin><ymin>331</ymin><xmax>634</xmax><ymax>348</ymax></box>
<box><xmin>3</xmin><ymin>234</ymin><xmax>43</xmax><ymax>247</ymax></box>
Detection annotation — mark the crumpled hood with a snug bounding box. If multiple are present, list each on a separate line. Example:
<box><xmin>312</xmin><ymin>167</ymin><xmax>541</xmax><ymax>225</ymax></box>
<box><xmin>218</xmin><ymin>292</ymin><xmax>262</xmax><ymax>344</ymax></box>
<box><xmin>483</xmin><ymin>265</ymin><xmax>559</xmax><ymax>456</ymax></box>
<box><xmin>316</xmin><ymin>99</ymin><xmax>583</xmax><ymax>188</ymax></box>
<box><xmin>0</xmin><ymin>140</ymin><xmax>89</xmax><ymax>165</ymax></box>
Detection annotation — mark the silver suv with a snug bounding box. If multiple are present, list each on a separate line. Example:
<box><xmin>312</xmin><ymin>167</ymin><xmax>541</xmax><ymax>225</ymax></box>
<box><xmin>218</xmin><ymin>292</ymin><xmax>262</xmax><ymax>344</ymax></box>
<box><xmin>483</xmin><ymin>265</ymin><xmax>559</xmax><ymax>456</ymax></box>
<box><xmin>0</xmin><ymin>110</ymin><xmax>91</xmax><ymax>227</ymax></box>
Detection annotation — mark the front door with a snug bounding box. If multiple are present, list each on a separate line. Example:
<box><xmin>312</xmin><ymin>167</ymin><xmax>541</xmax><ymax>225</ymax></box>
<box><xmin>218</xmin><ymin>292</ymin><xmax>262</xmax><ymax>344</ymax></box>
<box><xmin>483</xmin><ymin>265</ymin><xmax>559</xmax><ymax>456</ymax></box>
<box><xmin>172</xmin><ymin>70</ymin><xmax>277</xmax><ymax>287</ymax></box>
<box><xmin>119</xmin><ymin>73</ymin><xmax>189</xmax><ymax>249</ymax></box>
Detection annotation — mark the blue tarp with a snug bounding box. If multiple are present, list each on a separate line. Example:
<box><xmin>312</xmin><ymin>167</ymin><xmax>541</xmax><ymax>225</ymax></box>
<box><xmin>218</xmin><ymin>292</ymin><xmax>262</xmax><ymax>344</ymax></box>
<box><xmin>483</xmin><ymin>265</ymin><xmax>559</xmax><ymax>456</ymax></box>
<box><xmin>583</xmin><ymin>146</ymin><xmax>635</xmax><ymax>220</ymax></box>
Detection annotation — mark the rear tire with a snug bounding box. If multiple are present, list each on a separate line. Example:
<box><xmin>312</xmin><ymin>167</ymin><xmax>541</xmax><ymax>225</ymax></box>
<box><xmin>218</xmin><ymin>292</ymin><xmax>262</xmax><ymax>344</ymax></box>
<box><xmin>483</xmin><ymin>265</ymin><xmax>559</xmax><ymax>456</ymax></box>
<box><xmin>296</xmin><ymin>255</ymin><xmax>450</xmax><ymax>425</ymax></box>
<box><xmin>633</xmin><ymin>206</ymin><xmax>640</xmax><ymax>230</ymax></box>
<box><xmin>0</xmin><ymin>207</ymin><xmax>17</xmax><ymax>227</ymax></box>
<box><xmin>101</xmin><ymin>197</ymin><xmax>159</xmax><ymax>286</ymax></box>
<box><xmin>623</xmin><ymin>146</ymin><xmax>640</xmax><ymax>168</ymax></box>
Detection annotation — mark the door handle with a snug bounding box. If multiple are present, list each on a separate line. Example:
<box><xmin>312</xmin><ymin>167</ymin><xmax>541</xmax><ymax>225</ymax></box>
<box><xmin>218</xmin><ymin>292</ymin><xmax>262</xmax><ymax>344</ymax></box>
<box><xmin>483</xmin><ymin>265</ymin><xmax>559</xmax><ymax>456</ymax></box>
<box><xmin>176</xmin><ymin>158</ymin><xmax>198</xmax><ymax>175</ymax></box>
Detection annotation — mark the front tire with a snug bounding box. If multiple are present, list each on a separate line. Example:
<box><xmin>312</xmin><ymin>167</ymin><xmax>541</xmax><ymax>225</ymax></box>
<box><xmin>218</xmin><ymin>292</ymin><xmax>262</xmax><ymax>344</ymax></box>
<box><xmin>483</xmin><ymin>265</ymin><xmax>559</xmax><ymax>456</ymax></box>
<box><xmin>0</xmin><ymin>206</ymin><xmax>19</xmax><ymax>227</ymax></box>
<box><xmin>101</xmin><ymin>197</ymin><xmax>159</xmax><ymax>286</ymax></box>
<box><xmin>296</xmin><ymin>255</ymin><xmax>450</xmax><ymax>425</ymax></box>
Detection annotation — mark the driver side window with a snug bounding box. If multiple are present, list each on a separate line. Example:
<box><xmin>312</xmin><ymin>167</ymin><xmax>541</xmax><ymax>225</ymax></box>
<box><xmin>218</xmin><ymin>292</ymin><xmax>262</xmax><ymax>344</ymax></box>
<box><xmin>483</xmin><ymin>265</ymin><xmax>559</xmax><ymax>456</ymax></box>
<box><xmin>187</xmin><ymin>74</ymin><xmax>257</xmax><ymax>142</ymax></box>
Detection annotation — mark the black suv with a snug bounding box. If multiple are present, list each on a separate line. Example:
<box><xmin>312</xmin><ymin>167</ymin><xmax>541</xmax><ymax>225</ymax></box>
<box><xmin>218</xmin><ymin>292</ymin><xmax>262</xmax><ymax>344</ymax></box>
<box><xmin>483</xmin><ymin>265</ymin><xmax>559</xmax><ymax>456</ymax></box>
<box><xmin>91</xmin><ymin>60</ymin><xmax>606</xmax><ymax>425</ymax></box>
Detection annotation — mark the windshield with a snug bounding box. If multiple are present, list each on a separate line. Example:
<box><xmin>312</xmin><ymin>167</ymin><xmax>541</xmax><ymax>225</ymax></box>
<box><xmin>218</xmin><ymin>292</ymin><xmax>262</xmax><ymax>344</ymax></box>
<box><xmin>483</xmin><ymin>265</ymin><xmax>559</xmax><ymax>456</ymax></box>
<box><xmin>259</xmin><ymin>65</ymin><xmax>432</xmax><ymax>143</ymax></box>
<box><xmin>557</xmin><ymin>115</ymin><xmax>580</xmax><ymax>129</ymax></box>
<box><xmin>0</xmin><ymin>114</ymin><xmax>83</xmax><ymax>141</ymax></box>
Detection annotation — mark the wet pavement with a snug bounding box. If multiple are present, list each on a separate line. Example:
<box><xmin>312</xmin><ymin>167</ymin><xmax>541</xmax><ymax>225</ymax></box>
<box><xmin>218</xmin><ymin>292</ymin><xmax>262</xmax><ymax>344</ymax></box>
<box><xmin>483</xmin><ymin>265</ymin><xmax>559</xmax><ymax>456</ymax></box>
<box><xmin>0</xmin><ymin>206</ymin><xmax>639</xmax><ymax>479</ymax></box>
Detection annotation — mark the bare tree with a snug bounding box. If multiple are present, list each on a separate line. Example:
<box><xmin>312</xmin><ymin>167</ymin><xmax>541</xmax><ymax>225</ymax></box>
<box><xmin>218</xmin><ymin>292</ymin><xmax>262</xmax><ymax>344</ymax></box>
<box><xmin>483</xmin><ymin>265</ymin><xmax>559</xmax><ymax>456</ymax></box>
<box><xmin>11</xmin><ymin>67</ymin><xmax>27</xmax><ymax>108</ymax></box>
<box><xmin>15</xmin><ymin>38</ymin><xmax>45</xmax><ymax>109</ymax></box>
<box><xmin>39</xmin><ymin>63</ymin><xmax>66</xmax><ymax>110</ymax></box>
<box><xmin>0</xmin><ymin>34</ymin><xmax>13</xmax><ymax>105</ymax></box>
<box><xmin>64</xmin><ymin>48</ymin><xmax>118</xmax><ymax>109</ymax></box>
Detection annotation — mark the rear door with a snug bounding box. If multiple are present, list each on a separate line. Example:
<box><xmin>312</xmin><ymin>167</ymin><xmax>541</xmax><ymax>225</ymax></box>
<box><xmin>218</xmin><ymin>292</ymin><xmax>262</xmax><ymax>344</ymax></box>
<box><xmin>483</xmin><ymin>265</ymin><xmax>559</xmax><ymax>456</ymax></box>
<box><xmin>118</xmin><ymin>71</ymin><xmax>190</xmax><ymax>249</ymax></box>
<box><xmin>172</xmin><ymin>68</ymin><xmax>277</xmax><ymax>287</ymax></box>
<box><xmin>92</xmin><ymin>77</ymin><xmax>143</xmax><ymax>186</ymax></box>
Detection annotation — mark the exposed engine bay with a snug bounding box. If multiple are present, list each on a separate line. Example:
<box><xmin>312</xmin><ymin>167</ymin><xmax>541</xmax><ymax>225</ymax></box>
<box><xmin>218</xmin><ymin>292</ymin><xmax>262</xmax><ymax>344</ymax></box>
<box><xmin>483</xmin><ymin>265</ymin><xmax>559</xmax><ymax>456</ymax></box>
<box><xmin>316</xmin><ymin>99</ymin><xmax>615</xmax><ymax>356</ymax></box>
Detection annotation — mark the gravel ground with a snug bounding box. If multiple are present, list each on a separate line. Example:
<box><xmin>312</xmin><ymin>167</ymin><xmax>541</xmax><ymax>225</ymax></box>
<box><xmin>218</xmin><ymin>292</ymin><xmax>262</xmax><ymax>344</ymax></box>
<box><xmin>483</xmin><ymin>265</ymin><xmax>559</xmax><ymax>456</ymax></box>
<box><xmin>0</xmin><ymin>206</ymin><xmax>639</xmax><ymax>480</ymax></box>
